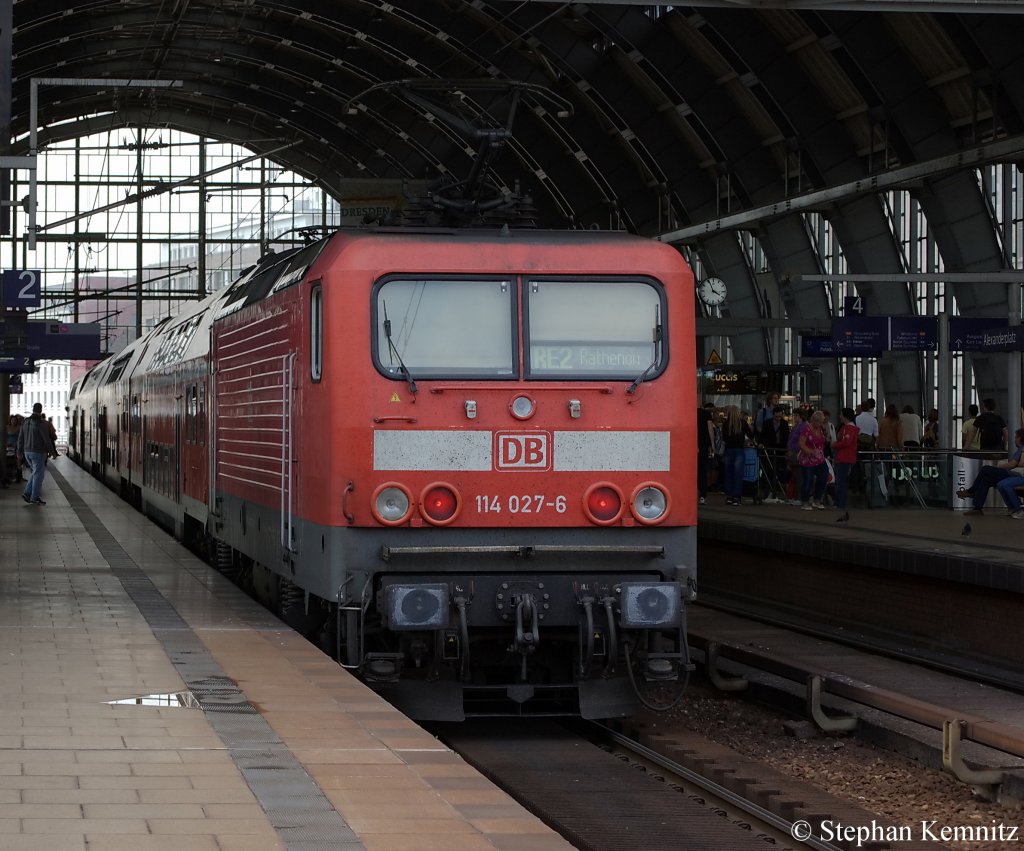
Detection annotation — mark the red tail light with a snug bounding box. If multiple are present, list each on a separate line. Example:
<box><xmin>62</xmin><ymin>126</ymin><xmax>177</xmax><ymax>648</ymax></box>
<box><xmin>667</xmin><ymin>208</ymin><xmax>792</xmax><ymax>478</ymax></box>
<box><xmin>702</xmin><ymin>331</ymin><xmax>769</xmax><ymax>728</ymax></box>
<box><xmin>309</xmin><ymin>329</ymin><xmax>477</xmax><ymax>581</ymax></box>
<box><xmin>583</xmin><ymin>483</ymin><xmax>624</xmax><ymax>525</ymax></box>
<box><xmin>420</xmin><ymin>483</ymin><xmax>461</xmax><ymax>525</ymax></box>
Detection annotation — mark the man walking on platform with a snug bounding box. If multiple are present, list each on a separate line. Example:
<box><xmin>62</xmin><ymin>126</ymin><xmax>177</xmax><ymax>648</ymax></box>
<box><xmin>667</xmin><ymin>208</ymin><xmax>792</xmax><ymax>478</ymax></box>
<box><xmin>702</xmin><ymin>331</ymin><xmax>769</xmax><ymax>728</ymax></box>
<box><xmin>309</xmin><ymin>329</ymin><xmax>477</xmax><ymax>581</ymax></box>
<box><xmin>16</xmin><ymin>403</ymin><xmax>57</xmax><ymax>506</ymax></box>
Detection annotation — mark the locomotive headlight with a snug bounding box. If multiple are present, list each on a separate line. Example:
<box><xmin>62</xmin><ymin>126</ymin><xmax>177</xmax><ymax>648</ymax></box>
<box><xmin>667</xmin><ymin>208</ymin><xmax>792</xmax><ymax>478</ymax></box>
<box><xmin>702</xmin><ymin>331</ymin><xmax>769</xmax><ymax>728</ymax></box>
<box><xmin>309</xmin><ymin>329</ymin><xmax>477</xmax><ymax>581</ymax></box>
<box><xmin>509</xmin><ymin>394</ymin><xmax>536</xmax><ymax>420</ymax></box>
<box><xmin>372</xmin><ymin>483</ymin><xmax>413</xmax><ymax>526</ymax></box>
<box><xmin>630</xmin><ymin>483</ymin><xmax>670</xmax><ymax>524</ymax></box>
<box><xmin>385</xmin><ymin>584</ymin><xmax>450</xmax><ymax>630</ymax></box>
<box><xmin>619</xmin><ymin>582</ymin><xmax>681</xmax><ymax>628</ymax></box>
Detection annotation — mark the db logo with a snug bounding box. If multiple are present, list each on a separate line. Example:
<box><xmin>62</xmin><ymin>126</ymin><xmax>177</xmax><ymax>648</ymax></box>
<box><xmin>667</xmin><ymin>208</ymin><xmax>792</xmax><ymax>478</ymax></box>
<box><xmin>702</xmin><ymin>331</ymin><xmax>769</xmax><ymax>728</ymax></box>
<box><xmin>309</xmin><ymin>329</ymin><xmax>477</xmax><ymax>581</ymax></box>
<box><xmin>495</xmin><ymin>432</ymin><xmax>551</xmax><ymax>471</ymax></box>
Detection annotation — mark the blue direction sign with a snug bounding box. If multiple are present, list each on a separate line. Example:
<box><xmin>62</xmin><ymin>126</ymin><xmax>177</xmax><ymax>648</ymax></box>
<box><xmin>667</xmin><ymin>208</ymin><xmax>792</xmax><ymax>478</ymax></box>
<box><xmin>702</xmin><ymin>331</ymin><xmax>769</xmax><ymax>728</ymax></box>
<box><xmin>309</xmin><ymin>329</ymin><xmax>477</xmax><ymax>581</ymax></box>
<box><xmin>26</xmin><ymin>320</ymin><xmax>101</xmax><ymax>360</ymax></box>
<box><xmin>949</xmin><ymin>317</ymin><xmax>1008</xmax><ymax>351</ymax></box>
<box><xmin>801</xmin><ymin>335</ymin><xmax>837</xmax><ymax>357</ymax></box>
<box><xmin>831</xmin><ymin>316</ymin><xmax>887</xmax><ymax>353</ymax></box>
<box><xmin>890</xmin><ymin>316</ymin><xmax>937</xmax><ymax>351</ymax></box>
<box><xmin>9</xmin><ymin>374</ymin><xmax>23</xmax><ymax>393</ymax></box>
<box><xmin>979</xmin><ymin>325</ymin><xmax>1024</xmax><ymax>352</ymax></box>
<box><xmin>1</xmin><ymin>269</ymin><xmax>42</xmax><ymax>308</ymax></box>
<box><xmin>0</xmin><ymin>354</ymin><xmax>34</xmax><ymax>373</ymax></box>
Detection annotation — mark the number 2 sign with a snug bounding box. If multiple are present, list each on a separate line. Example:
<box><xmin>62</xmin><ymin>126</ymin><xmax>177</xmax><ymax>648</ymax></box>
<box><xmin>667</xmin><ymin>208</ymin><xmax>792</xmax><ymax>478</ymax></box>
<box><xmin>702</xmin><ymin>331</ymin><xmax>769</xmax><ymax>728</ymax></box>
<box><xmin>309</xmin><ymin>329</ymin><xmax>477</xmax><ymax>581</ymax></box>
<box><xmin>2</xmin><ymin>269</ymin><xmax>41</xmax><ymax>308</ymax></box>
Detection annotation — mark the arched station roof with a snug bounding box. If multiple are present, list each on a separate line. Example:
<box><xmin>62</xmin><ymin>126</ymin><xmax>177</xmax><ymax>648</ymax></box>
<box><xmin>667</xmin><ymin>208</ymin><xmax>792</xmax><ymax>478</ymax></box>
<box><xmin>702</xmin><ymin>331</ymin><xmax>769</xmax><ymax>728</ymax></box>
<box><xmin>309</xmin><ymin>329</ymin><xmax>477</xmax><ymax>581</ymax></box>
<box><xmin>7</xmin><ymin>0</ymin><xmax>1024</xmax><ymax>407</ymax></box>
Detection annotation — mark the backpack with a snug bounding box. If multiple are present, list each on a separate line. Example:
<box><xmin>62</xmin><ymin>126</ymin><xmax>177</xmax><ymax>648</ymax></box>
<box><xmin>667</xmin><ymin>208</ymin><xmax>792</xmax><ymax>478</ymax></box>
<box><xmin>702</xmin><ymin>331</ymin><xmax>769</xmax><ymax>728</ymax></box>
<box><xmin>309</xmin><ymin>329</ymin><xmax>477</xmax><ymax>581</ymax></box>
<box><xmin>857</xmin><ymin>432</ymin><xmax>876</xmax><ymax>450</ymax></box>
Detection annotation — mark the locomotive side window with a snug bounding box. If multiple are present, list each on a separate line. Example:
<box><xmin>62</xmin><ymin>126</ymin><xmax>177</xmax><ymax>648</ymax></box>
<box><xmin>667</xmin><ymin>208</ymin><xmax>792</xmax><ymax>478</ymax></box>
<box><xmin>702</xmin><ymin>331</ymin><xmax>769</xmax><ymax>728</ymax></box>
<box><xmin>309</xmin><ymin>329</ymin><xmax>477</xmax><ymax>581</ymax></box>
<box><xmin>525</xmin><ymin>279</ymin><xmax>665</xmax><ymax>379</ymax></box>
<box><xmin>373</xmin><ymin>278</ymin><xmax>515</xmax><ymax>378</ymax></box>
<box><xmin>310</xmin><ymin>284</ymin><xmax>323</xmax><ymax>382</ymax></box>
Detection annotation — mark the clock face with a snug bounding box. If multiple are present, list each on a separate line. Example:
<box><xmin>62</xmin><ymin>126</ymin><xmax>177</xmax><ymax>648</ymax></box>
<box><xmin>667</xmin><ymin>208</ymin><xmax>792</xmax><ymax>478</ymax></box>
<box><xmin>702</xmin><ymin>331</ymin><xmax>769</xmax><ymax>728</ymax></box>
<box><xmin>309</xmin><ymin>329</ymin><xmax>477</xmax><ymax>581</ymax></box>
<box><xmin>699</xmin><ymin>277</ymin><xmax>727</xmax><ymax>306</ymax></box>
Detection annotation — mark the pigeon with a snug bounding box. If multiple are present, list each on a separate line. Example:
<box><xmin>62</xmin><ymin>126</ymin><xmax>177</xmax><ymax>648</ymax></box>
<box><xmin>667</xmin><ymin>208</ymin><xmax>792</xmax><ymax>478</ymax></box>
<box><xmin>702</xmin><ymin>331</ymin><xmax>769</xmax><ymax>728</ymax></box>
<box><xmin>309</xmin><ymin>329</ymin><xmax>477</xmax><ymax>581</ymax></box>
<box><xmin>961</xmin><ymin>522</ymin><xmax>972</xmax><ymax>537</ymax></box>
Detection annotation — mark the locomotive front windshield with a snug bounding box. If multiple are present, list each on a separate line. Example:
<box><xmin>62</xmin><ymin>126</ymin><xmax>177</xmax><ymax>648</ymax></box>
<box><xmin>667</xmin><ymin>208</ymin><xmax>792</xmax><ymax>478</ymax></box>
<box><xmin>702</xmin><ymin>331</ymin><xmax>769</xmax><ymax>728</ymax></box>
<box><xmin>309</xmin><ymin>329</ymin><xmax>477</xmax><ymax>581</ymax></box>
<box><xmin>526</xmin><ymin>279</ymin><xmax>662</xmax><ymax>379</ymax></box>
<box><xmin>373</xmin><ymin>276</ymin><xmax>664</xmax><ymax>380</ymax></box>
<box><xmin>375</xmin><ymin>278</ymin><xmax>516</xmax><ymax>377</ymax></box>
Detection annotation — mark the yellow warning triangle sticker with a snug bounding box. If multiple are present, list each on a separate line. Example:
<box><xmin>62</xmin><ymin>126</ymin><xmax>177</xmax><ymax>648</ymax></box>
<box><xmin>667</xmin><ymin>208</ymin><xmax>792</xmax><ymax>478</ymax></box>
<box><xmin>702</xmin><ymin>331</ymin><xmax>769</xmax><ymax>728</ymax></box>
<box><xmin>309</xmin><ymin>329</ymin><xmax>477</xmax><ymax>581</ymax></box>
<box><xmin>706</xmin><ymin>349</ymin><xmax>723</xmax><ymax>365</ymax></box>
<box><xmin>389</xmin><ymin>393</ymin><xmax>401</xmax><ymax>402</ymax></box>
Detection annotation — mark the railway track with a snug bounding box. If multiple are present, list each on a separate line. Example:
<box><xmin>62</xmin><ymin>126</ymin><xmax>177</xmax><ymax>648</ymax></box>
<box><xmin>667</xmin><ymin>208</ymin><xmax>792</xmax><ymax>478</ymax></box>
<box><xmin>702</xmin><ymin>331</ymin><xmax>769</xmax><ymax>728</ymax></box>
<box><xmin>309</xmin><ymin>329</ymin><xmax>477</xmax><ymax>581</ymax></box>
<box><xmin>429</xmin><ymin>718</ymin><xmax>955</xmax><ymax>851</ymax></box>
<box><xmin>426</xmin><ymin>596</ymin><xmax>1019</xmax><ymax>850</ymax></box>
<box><xmin>685</xmin><ymin>597</ymin><xmax>1024</xmax><ymax>798</ymax></box>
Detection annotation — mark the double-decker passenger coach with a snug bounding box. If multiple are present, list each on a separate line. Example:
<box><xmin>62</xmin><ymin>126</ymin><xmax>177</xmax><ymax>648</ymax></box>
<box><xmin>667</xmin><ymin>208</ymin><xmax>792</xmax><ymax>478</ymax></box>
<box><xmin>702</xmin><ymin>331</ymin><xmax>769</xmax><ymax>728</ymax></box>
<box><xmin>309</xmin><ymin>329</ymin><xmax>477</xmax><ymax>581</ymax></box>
<box><xmin>69</xmin><ymin>226</ymin><xmax>697</xmax><ymax>720</ymax></box>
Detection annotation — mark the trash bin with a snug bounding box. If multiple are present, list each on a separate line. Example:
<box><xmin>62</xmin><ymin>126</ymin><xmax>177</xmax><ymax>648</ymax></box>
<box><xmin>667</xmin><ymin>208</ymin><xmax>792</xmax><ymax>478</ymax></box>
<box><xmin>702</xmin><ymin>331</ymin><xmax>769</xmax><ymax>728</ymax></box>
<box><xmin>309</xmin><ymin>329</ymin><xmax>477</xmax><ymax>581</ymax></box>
<box><xmin>951</xmin><ymin>454</ymin><xmax>982</xmax><ymax>510</ymax></box>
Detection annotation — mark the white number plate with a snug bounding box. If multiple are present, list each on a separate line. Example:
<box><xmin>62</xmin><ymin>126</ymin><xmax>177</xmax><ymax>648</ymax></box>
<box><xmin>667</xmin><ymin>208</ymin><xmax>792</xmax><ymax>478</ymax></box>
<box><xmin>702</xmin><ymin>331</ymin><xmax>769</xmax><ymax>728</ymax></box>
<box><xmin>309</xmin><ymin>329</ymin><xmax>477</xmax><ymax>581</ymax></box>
<box><xmin>474</xmin><ymin>494</ymin><xmax>567</xmax><ymax>514</ymax></box>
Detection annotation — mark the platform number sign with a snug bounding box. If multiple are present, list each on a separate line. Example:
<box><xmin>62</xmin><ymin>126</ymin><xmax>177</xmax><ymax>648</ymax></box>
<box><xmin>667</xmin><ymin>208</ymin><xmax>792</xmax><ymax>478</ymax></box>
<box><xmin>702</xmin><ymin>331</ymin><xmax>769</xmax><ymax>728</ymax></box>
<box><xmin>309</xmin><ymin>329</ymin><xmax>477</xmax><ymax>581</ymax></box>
<box><xmin>844</xmin><ymin>295</ymin><xmax>865</xmax><ymax>316</ymax></box>
<box><xmin>2</xmin><ymin>270</ymin><xmax>42</xmax><ymax>308</ymax></box>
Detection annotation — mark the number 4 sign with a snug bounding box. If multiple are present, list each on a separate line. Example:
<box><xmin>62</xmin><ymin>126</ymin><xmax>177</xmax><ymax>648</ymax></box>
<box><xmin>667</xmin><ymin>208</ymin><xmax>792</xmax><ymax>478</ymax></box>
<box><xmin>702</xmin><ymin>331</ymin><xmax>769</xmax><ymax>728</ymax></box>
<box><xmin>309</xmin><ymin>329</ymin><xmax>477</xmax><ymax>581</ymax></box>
<box><xmin>2</xmin><ymin>269</ymin><xmax>42</xmax><ymax>308</ymax></box>
<box><xmin>844</xmin><ymin>295</ymin><xmax>865</xmax><ymax>316</ymax></box>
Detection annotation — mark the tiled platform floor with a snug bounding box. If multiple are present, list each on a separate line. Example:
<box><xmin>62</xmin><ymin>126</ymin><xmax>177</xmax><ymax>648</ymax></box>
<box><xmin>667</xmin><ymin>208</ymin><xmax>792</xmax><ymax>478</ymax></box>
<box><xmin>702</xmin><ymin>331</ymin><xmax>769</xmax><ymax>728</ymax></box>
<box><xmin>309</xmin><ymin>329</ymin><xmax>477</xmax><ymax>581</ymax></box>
<box><xmin>0</xmin><ymin>458</ymin><xmax>573</xmax><ymax>851</ymax></box>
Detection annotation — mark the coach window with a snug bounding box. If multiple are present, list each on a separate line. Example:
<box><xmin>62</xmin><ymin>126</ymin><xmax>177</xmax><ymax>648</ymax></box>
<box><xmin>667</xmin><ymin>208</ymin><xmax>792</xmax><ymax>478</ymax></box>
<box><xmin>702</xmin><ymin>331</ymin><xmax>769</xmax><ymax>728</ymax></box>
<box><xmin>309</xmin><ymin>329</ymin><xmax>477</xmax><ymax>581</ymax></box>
<box><xmin>186</xmin><ymin>385</ymin><xmax>198</xmax><ymax>444</ymax></box>
<box><xmin>310</xmin><ymin>284</ymin><xmax>323</xmax><ymax>382</ymax></box>
<box><xmin>525</xmin><ymin>279</ymin><xmax>665</xmax><ymax>379</ymax></box>
<box><xmin>373</xmin><ymin>278</ymin><xmax>515</xmax><ymax>378</ymax></box>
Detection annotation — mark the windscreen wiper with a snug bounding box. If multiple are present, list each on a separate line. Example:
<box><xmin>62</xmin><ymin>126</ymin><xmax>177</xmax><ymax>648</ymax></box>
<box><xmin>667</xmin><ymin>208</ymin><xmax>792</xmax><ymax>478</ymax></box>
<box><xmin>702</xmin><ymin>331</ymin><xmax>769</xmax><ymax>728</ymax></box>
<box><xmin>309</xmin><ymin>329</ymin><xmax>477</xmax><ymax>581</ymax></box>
<box><xmin>626</xmin><ymin>310</ymin><xmax>662</xmax><ymax>395</ymax></box>
<box><xmin>382</xmin><ymin>302</ymin><xmax>418</xmax><ymax>395</ymax></box>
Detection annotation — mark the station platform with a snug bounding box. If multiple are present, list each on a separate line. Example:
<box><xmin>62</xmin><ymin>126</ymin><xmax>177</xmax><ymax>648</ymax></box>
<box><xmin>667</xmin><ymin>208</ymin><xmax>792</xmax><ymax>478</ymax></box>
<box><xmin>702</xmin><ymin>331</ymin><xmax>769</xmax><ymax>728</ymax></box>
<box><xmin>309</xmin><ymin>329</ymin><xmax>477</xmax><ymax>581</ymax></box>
<box><xmin>696</xmin><ymin>488</ymin><xmax>1024</xmax><ymax>679</ymax></box>
<box><xmin>698</xmin><ymin>489</ymin><xmax>1023</xmax><ymax>595</ymax></box>
<box><xmin>0</xmin><ymin>459</ymin><xmax>573</xmax><ymax>851</ymax></box>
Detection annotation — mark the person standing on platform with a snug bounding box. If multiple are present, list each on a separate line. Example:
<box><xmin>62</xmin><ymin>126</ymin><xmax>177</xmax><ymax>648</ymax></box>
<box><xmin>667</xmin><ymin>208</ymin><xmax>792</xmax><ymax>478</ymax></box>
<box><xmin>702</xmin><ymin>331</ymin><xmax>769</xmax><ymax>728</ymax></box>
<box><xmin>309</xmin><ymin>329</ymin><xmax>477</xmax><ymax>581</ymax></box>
<box><xmin>956</xmin><ymin>428</ymin><xmax>1024</xmax><ymax>516</ymax></box>
<box><xmin>877</xmin><ymin>404</ymin><xmax>903</xmax><ymax>450</ymax></box>
<box><xmin>853</xmin><ymin>399</ymin><xmax>879</xmax><ymax>495</ymax></box>
<box><xmin>44</xmin><ymin>416</ymin><xmax>58</xmax><ymax>449</ymax></box>
<box><xmin>758</xmin><ymin>406</ymin><xmax>791</xmax><ymax>496</ymax></box>
<box><xmin>821</xmin><ymin>409</ymin><xmax>837</xmax><ymax>446</ymax></box>
<box><xmin>798</xmin><ymin>411</ymin><xmax>829</xmax><ymax>511</ymax></box>
<box><xmin>922</xmin><ymin>408</ymin><xmax>939</xmax><ymax>448</ymax></box>
<box><xmin>696</xmin><ymin>404</ymin><xmax>714</xmax><ymax>505</ymax></box>
<box><xmin>786</xmin><ymin>407</ymin><xmax>809</xmax><ymax>505</ymax></box>
<box><xmin>961</xmin><ymin>404</ymin><xmax>981</xmax><ymax>450</ymax></box>
<box><xmin>16</xmin><ymin>403</ymin><xmax>57</xmax><ymax>506</ymax></box>
<box><xmin>831</xmin><ymin>408</ymin><xmax>860</xmax><ymax>522</ymax></box>
<box><xmin>5</xmin><ymin>415</ymin><xmax>23</xmax><ymax>484</ymax></box>
<box><xmin>721</xmin><ymin>405</ymin><xmax>753</xmax><ymax>506</ymax></box>
<box><xmin>974</xmin><ymin>398</ymin><xmax>1007</xmax><ymax>452</ymax></box>
<box><xmin>855</xmin><ymin>398</ymin><xmax>879</xmax><ymax>447</ymax></box>
<box><xmin>754</xmin><ymin>391</ymin><xmax>781</xmax><ymax>442</ymax></box>
<box><xmin>900</xmin><ymin>405</ymin><xmax>923</xmax><ymax>448</ymax></box>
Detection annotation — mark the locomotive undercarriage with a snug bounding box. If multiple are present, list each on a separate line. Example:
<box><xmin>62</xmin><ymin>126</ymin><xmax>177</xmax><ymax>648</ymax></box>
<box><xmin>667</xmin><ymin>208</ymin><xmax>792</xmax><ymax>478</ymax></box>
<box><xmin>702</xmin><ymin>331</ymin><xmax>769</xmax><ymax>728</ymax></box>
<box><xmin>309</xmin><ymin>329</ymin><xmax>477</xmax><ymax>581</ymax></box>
<box><xmin>210</xmin><ymin>544</ymin><xmax>692</xmax><ymax>719</ymax></box>
<box><xmin>334</xmin><ymin>570</ymin><xmax>692</xmax><ymax>721</ymax></box>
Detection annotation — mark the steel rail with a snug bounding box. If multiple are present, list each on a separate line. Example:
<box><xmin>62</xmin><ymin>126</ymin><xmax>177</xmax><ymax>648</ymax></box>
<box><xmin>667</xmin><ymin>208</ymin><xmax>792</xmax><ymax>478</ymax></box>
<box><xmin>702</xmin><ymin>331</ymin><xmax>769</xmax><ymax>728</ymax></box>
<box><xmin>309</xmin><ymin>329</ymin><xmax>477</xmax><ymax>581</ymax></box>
<box><xmin>593</xmin><ymin>723</ymin><xmax>844</xmax><ymax>851</ymax></box>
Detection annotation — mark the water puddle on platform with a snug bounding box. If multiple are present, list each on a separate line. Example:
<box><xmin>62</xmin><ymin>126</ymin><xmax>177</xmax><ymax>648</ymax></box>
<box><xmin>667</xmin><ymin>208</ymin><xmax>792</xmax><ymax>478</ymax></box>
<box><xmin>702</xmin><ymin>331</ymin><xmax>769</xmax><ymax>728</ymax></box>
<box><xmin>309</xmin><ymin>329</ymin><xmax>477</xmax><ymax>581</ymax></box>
<box><xmin>106</xmin><ymin>691</ymin><xmax>200</xmax><ymax>708</ymax></box>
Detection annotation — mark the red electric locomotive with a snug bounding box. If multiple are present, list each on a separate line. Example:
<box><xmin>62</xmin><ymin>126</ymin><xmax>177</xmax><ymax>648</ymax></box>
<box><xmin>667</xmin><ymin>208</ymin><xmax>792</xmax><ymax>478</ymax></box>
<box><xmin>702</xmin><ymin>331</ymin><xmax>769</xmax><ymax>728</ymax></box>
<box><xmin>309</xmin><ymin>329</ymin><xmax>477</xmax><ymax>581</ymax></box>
<box><xmin>69</xmin><ymin>226</ymin><xmax>697</xmax><ymax>720</ymax></box>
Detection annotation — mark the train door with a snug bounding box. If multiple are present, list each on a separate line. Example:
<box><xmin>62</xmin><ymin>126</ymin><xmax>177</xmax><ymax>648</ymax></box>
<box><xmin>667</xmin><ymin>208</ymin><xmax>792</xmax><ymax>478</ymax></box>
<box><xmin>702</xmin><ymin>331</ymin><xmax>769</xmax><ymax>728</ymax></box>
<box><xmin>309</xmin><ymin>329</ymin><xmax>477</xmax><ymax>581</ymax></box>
<box><xmin>130</xmin><ymin>394</ymin><xmax>141</xmax><ymax>485</ymax></box>
<box><xmin>99</xmin><ymin>407</ymin><xmax>108</xmax><ymax>467</ymax></box>
<box><xmin>122</xmin><ymin>395</ymin><xmax>130</xmax><ymax>476</ymax></box>
<box><xmin>281</xmin><ymin>352</ymin><xmax>297</xmax><ymax>555</ymax></box>
<box><xmin>174</xmin><ymin>394</ymin><xmax>182</xmax><ymax>503</ymax></box>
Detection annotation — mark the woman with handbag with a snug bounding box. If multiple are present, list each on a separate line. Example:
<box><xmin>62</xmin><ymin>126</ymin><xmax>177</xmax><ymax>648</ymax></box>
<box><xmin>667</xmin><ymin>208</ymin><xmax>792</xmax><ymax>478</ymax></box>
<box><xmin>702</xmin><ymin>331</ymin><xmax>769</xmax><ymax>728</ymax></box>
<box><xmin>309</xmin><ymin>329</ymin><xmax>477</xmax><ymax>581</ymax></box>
<box><xmin>798</xmin><ymin>411</ymin><xmax>830</xmax><ymax>511</ymax></box>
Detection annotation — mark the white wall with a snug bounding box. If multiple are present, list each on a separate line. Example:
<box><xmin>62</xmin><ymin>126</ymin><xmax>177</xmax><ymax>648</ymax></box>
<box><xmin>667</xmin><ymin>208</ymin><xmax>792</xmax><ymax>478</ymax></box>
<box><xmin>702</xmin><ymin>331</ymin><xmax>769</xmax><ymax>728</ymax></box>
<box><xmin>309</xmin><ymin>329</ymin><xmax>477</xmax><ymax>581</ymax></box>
<box><xmin>16</xmin><ymin>361</ymin><xmax>70</xmax><ymax>444</ymax></box>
